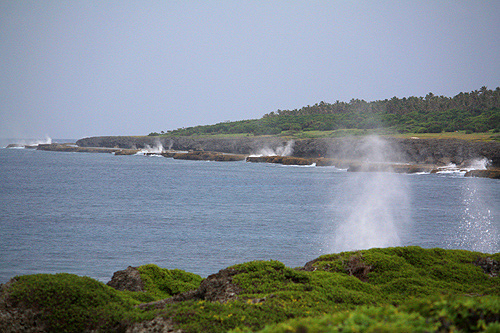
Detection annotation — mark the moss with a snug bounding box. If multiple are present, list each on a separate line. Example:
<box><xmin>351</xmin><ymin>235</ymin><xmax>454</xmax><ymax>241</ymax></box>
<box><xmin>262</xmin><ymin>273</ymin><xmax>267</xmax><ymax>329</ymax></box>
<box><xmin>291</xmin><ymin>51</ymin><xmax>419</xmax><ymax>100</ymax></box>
<box><xmin>254</xmin><ymin>296</ymin><xmax>500</xmax><ymax>333</ymax></box>
<box><xmin>308</xmin><ymin>247</ymin><xmax>499</xmax><ymax>298</ymax></box>
<box><xmin>136</xmin><ymin>264</ymin><xmax>202</xmax><ymax>299</ymax></box>
<box><xmin>3</xmin><ymin>247</ymin><xmax>498</xmax><ymax>332</ymax></box>
<box><xmin>231</xmin><ymin>260</ymin><xmax>310</xmax><ymax>295</ymax></box>
<box><xmin>6</xmin><ymin>273</ymin><xmax>156</xmax><ymax>332</ymax></box>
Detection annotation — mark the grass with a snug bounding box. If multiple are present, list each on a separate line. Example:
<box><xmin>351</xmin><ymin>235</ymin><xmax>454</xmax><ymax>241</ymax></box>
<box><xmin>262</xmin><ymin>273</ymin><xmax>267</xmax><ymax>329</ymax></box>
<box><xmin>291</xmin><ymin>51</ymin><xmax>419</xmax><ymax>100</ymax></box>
<box><xmin>387</xmin><ymin>131</ymin><xmax>499</xmax><ymax>141</ymax></box>
<box><xmin>149</xmin><ymin>129</ymin><xmax>499</xmax><ymax>141</ymax></box>
<box><xmin>2</xmin><ymin>247</ymin><xmax>499</xmax><ymax>332</ymax></box>
<box><xmin>136</xmin><ymin>264</ymin><xmax>203</xmax><ymax>299</ymax></box>
<box><xmin>5</xmin><ymin>273</ymin><xmax>156</xmax><ymax>332</ymax></box>
<box><xmin>253</xmin><ymin>296</ymin><xmax>500</xmax><ymax>333</ymax></box>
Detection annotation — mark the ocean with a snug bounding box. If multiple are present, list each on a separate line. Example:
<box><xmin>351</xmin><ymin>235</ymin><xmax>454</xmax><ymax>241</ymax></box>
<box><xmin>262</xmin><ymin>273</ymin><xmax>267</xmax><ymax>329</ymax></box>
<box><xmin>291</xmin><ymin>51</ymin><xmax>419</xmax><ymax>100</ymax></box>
<box><xmin>0</xmin><ymin>147</ymin><xmax>499</xmax><ymax>283</ymax></box>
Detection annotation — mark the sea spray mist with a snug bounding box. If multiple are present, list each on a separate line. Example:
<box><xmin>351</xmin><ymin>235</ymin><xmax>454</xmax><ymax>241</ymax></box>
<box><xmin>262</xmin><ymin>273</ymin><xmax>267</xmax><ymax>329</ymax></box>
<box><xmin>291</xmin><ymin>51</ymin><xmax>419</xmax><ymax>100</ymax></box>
<box><xmin>328</xmin><ymin>136</ymin><xmax>412</xmax><ymax>252</ymax></box>
<box><xmin>450</xmin><ymin>177</ymin><xmax>499</xmax><ymax>253</ymax></box>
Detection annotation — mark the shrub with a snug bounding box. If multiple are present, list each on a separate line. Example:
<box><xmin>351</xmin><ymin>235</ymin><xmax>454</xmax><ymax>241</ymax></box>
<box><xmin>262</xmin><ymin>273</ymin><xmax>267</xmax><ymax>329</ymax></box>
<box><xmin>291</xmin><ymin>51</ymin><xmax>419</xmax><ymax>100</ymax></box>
<box><xmin>136</xmin><ymin>264</ymin><xmax>202</xmax><ymax>299</ymax></box>
<box><xmin>6</xmin><ymin>273</ymin><xmax>154</xmax><ymax>332</ymax></box>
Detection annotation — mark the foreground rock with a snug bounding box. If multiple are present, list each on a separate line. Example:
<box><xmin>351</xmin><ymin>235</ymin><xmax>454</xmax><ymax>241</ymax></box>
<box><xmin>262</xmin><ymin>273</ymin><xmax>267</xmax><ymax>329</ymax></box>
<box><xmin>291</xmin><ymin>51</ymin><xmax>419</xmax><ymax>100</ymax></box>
<box><xmin>474</xmin><ymin>257</ymin><xmax>500</xmax><ymax>277</ymax></box>
<box><xmin>0</xmin><ymin>281</ymin><xmax>46</xmax><ymax>333</ymax></box>
<box><xmin>107</xmin><ymin>266</ymin><xmax>144</xmax><ymax>292</ymax></box>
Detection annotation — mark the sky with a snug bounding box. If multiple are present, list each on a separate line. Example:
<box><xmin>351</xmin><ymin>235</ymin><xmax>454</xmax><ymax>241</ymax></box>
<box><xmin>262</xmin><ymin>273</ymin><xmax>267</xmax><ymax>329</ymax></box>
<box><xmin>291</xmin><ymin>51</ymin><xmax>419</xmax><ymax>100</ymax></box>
<box><xmin>0</xmin><ymin>1</ymin><xmax>499</xmax><ymax>140</ymax></box>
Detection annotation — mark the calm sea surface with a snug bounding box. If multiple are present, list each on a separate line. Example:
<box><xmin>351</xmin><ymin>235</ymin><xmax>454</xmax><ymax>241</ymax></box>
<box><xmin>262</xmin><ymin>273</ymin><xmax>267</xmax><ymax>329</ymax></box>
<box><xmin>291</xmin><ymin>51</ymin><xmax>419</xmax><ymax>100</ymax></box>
<box><xmin>1</xmin><ymin>148</ymin><xmax>499</xmax><ymax>283</ymax></box>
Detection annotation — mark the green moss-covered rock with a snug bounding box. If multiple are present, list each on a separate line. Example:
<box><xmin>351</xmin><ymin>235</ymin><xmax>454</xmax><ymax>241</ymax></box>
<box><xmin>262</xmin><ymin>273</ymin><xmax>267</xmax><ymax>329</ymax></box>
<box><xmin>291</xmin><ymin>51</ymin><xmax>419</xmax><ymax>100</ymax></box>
<box><xmin>136</xmin><ymin>264</ymin><xmax>203</xmax><ymax>299</ymax></box>
<box><xmin>305</xmin><ymin>246</ymin><xmax>500</xmax><ymax>301</ymax></box>
<box><xmin>1</xmin><ymin>247</ymin><xmax>498</xmax><ymax>332</ymax></box>
<box><xmin>0</xmin><ymin>273</ymin><xmax>155</xmax><ymax>332</ymax></box>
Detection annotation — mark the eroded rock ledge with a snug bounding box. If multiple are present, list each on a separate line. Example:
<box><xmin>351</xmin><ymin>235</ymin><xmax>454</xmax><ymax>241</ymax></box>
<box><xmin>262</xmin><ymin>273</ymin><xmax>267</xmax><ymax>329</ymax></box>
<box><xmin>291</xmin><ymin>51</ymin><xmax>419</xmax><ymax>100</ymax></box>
<box><xmin>7</xmin><ymin>136</ymin><xmax>500</xmax><ymax>177</ymax></box>
<box><xmin>75</xmin><ymin>136</ymin><xmax>500</xmax><ymax>167</ymax></box>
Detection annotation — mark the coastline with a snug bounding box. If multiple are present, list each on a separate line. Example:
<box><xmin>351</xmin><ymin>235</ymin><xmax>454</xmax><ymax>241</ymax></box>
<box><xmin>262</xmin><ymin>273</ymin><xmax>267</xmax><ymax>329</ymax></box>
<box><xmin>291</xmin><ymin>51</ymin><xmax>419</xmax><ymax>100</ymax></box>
<box><xmin>7</xmin><ymin>135</ymin><xmax>500</xmax><ymax>178</ymax></box>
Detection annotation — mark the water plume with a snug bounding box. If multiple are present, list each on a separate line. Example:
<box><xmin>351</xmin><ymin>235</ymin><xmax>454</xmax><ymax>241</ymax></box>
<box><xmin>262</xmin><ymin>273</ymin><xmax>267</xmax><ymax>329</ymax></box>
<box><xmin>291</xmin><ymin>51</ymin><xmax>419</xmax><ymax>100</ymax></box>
<box><xmin>328</xmin><ymin>136</ymin><xmax>411</xmax><ymax>252</ymax></box>
<box><xmin>26</xmin><ymin>136</ymin><xmax>52</xmax><ymax>146</ymax></box>
<box><xmin>250</xmin><ymin>140</ymin><xmax>294</xmax><ymax>157</ymax></box>
<box><xmin>137</xmin><ymin>139</ymin><xmax>164</xmax><ymax>155</ymax></box>
<box><xmin>465</xmin><ymin>157</ymin><xmax>489</xmax><ymax>171</ymax></box>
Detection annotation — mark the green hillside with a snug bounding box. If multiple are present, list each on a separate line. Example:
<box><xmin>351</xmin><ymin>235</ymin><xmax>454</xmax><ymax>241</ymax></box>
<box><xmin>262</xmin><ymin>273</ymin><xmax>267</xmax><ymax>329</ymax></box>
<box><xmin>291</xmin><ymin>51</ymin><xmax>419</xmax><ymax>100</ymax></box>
<box><xmin>150</xmin><ymin>87</ymin><xmax>500</xmax><ymax>137</ymax></box>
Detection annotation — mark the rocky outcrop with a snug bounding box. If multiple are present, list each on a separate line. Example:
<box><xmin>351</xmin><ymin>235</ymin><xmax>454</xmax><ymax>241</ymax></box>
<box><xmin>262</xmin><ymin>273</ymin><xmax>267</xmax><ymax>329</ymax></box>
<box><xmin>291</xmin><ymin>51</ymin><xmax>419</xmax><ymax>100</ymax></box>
<box><xmin>6</xmin><ymin>144</ymin><xmax>38</xmax><ymax>149</ymax></box>
<box><xmin>303</xmin><ymin>254</ymin><xmax>373</xmax><ymax>282</ymax></box>
<box><xmin>36</xmin><ymin>143</ymin><xmax>140</xmax><ymax>155</ymax></box>
<box><xmin>0</xmin><ymin>281</ymin><xmax>46</xmax><ymax>333</ymax></box>
<box><xmin>75</xmin><ymin>136</ymin><xmax>500</xmax><ymax>167</ymax></box>
<box><xmin>246</xmin><ymin>155</ymin><xmax>315</xmax><ymax>165</ymax></box>
<box><xmin>464</xmin><ymin>169</ymin><xmax>500</xmax><ymax>179</ymax></box>
<box><xmin>138</xmin><ymin>268</ymin><xmax>242</xmax><ymax>310</ymax></box>
<box><xmin>107</xmin><ymin>266</ymin><xmax>144</xmax><ymax>292</ymax></box>
<box><xmin>347</xmin><ymin>163</ymin><xmax>436</xmax><ymax>173</ymax></box>
<box><xmin>126</xmin><ymin>316</ymin><xmax>182</xmax><ymax>333</ymax></box>
<box><xmin>76</xmin><ymin>136</ymin><xmax>289</xmax><ymax>156</ymax></box>
<box><xmin>474</xmin><ymin>257</ymin><xmax>499</xmax><ymax>277</ymax></box>
<box><xmin>171</xmin><ymin>151</ymin><xmax>246</xmax><ymax>162</ymax></box>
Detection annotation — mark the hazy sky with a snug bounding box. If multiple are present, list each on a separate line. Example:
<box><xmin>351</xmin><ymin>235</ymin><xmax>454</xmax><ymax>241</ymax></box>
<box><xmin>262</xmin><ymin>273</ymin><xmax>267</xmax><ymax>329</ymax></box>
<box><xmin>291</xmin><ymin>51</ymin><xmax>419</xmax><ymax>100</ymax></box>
<box><xmin>1</xmin><ymin>1</ymin><xmax>499</xmax><ymax>139</ymax></box>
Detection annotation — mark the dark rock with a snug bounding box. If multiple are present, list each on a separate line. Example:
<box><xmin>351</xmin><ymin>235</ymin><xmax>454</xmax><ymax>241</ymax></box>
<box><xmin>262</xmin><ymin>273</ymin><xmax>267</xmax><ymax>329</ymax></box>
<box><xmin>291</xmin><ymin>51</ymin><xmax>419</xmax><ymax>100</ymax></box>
<box><xmin>125</xmin><ymin>316</ymin><xmax>182</xmax><ymax>333</ymax></box>
<box><xmin>114</xmin><ymin>149</ymin><xmax>140</xmax><ymax>155</ymax></box>
<box><xmin>464</xmin><ymin>169</ymin><xmax>500</xmax><ymax>179</ymax></box>
<box><xmin>245</xmin><ymin>156</ymin><xmax>268</xmax><ymax>163</ymax></box>
<box><xmin>246</xmin><ymin>155</ymin><xmax>314</xmax><ymax>166</ymax></box>
<box><xmin>107</xmin><ymin>266</ymin><xmax>144</xmax><ymax>292</ymax></box>
<box><xmin>0</xmin><ymin>281</ymin><xmax>47</xmax><ymax>333</ymax></box>
<box><xmin>347</xmin><ymin>163</ymin><xmax>435</xmax><ymax>173</ymax></box>
<box><xmin>172</xmin><ymin>151</ymin><xmax>246</xmax><ymax>162</ymax></box>
<box><xmin>161</xmin><ymin>152</ymin><xmax>177</xmax><ymax>158</ymax></box>
<box><xmin>37</xmin><ymin>143</ymin><xmax>120</xmax><ymax>154</ymax></box>
<box><xmin>474</xmin><ymin>257</ymin><xmax>500</xmax><ymax>277</ymax></box>
<box><xmin>303</xmin><ymin>254</ymin><xmax>372</xmax><ymax>282</ymax></box>
<box><xmin>344</xmin><ymin>255</ymin><xmax>373</xmax><ymax>282</ymax></box>
<box><xmin>192</xmin><ymin>268</ymin><xmax>242</xmax><ymax>303</ymax></box>
<box><xmin>138</xmin><ymin>268</ymin><xmax>242</xmax><ymax>310</ymax></box>
<box><xmin>76</xmin><ymin>136</ymin><xmax>500</xmax><ymax>168</ymax></box>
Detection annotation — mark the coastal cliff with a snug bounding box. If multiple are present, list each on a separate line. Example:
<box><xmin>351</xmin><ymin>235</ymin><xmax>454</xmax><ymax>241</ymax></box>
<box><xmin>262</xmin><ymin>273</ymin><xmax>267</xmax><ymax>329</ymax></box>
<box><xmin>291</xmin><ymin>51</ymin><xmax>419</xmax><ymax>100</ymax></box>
<box><xmin>76</xmin><ymin>135</ymin><xmax>500</xmax><ymax>167</ymax></box>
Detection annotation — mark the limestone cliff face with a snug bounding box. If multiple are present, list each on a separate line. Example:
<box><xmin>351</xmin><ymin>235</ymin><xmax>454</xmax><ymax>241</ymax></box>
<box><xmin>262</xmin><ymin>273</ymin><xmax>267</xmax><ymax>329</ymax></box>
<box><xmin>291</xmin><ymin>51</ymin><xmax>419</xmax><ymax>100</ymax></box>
<box><xmin>76</xmin><ymin>136</ymin><xmax>500</xmax><ymax>167</ymax></box>
<box><xmin>76</xmin><ymin>136</ymin><xmax>291</xmax><ymax>155</ymax></box>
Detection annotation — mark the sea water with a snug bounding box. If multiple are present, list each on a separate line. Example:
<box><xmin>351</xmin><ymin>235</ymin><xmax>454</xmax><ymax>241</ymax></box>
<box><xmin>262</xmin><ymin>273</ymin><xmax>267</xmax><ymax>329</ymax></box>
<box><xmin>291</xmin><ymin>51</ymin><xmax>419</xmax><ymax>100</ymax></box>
<box><xmin>0</xmin><ymin>148</ymin><xmax>499</xmax><ymax>283</ymax></box>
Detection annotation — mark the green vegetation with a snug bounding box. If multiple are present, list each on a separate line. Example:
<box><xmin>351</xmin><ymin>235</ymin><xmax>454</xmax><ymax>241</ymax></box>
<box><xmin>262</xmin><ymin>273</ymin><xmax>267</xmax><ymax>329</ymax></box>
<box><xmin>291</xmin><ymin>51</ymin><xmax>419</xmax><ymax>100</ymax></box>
<box><xmin>5</xmin><ymin>273</ymin><xmax>155</xmax><ymax>332</ymax></box>
<box><xmin>255</xmin><ymin>296</ymin><xmax>500</xmax><ymax>332</ymax></box>
<box><xmin>2</xmin><ymin>247</ymin><xmax>498</xmax><ymax>332</ymax></box>
<box><xmin>137</xmin><ymin>264</ymin><xmax>203</xmax><ymax>299</ymax></box>
<box><xmin>149</xmin><ymin>87</ymin><xmax>500</xmax><ymax>137</ymax></box>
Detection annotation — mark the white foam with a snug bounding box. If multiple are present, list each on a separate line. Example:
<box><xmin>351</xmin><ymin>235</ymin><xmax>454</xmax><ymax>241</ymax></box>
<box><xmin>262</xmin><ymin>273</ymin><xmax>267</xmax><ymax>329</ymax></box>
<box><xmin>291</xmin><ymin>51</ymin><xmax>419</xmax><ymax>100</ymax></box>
<box><xmin>136</xmin><ymin>140</ymin><xmax>165</xmax><ymax>156</ymax></box>
<box><xmin>251</xmin><ymin>140</ymin><xmax>295</xmax><ymax>157</ymax></box>
<box><xmin>465</xmin><ymin>158</ymin><xmax>489</xmax><ymax>171</ymax></box>
<box><xmin>6</xmin><ymin>136</ymin><xmax>52</xmax><ymax>148</ymax></box>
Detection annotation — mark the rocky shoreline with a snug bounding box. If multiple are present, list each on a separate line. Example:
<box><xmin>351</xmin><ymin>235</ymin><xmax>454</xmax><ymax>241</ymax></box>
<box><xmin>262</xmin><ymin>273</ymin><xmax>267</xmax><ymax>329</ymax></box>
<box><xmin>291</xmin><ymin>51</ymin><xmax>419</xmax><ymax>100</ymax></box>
<box><xmin>6</xmin><ymin>136</ymin><xmax>500</xmax><ymax>178</ymax></box>
<box><xmin>74</xmin><ymin>135</ymin><xmax>500</xmax><ymax>167</ymax></box>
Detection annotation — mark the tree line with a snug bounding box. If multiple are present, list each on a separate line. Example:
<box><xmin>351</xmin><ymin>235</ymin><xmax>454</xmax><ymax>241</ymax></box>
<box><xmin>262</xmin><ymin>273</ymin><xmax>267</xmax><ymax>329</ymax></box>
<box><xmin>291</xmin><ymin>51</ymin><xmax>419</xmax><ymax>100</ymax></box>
<box><xmin>150</xmin><ymin>87</ymin><xmax>500</xmax><ymax>136</ymax></box>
